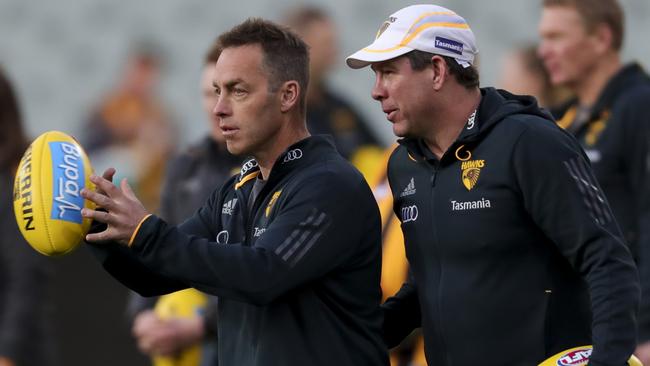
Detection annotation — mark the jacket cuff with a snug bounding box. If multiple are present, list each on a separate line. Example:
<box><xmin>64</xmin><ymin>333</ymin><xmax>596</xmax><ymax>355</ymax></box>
<box><xmin>128</xmin><ymin>214</ymin><xmax>153</xmax><ymax>247</ymax></box>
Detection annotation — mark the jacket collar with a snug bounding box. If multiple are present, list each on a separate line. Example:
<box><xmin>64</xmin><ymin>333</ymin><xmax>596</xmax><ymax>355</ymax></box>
<box><xmin>398</xmin><ymin>87</ymin><xmax>552</xmax><ymax>164</ymax></box>
<box><xmin>235</xmin><ymin>135</ymin><xmax>337</xmax><ymax>188</ymax></box>
<box><xmin>553</xmin><ymin>63</ymin><xmax>650</xmax><ymax>122</ymax></box>
<box><xmin>591</xmin><ymin>63</ymin><xmax>650</xmax><ymax>117</ymax></box>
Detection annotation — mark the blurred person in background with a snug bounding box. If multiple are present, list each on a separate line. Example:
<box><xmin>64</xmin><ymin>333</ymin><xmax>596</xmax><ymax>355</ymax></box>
<box><xmin>81</xmin><ymin>42</ymin><xmax>176</xmax><ymax>213</ymax></box>
<box><xmin>128</xmin><ymin>39</ymin><xmax>242</xmax><ymax>366</ymax></box>
<box><xmin>538</xmin><ymin>1</ymin><xmax>650</xmax><ymax>360</ymax></box>
<box><xmin>498</xmin><ymin>43</ymin><xmax>571</xmax><ymax>108</ymax></box>
<box><xmin>0</xmin><ymin>67</ymin><xmax>56</xmax><ymax>366</ymax></box>
<box><xmin>283</xmin><ymin>6</ymin><xmax>384</xmax><ymax>179</ymax></box>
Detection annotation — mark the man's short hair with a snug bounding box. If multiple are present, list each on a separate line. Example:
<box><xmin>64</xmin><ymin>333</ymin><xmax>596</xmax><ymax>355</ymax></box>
<box><xmin>405</xmin><ymin>50</ymin><xmax>480</xmax><ymax>89</ymax></box>
<box><xmin>543</xmin><ymin>0</ymin><xmax>624</xmax><ymax>51</ymax></box>
<box><xmin>214</xmin><ymin>18</ymin><xmax>310</xmax><ymax>112</ymax></box>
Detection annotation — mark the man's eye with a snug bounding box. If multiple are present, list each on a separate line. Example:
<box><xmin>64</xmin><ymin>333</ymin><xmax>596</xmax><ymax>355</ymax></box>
<box><xmin>234</xmin><ymin>89</ymin><xmax>246</xmax><ymax>96</ymax></box>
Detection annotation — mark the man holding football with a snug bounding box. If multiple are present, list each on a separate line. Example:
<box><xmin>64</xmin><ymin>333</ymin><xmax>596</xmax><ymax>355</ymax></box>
<box><xmin>81</xmin><ymin>18</ymin><xmax>389</xmax><ymax>366</ymax></box>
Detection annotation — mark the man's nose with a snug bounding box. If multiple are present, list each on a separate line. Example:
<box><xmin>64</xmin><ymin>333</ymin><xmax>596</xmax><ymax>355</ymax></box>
<box><xmin>371</xmin><ymin>77</ymin><xmax>386</xmax><ymax>101</ymax></box>
<box><xmin>213</xmin><ymin>95</ymin><xmax>230</xmax><ymax>118</ymax></box>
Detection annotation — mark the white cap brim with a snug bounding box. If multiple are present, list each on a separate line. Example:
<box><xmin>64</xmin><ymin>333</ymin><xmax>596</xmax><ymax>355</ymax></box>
<box><xmin>346</xmin><ymin>44</ymin><xmax>413</xmax><ymax>69</ymax></box>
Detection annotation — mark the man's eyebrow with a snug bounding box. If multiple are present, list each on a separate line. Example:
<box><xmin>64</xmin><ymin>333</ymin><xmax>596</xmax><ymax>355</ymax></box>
<box><xmin>371</xmin><ymin>61</ymin><xmax>389</xmax><ymax>72</ymax></box>
<box><xmin>213</xmin><ymin>78</ymin><xmax>246</xmax><ymax>88</ymax></box>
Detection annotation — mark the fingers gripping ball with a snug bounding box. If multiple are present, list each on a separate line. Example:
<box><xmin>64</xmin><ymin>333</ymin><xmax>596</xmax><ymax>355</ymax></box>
<box><xmin>12</xmin><ymin>131</ymin><xmax>95</xmax><ymax>256</ymax></box>
<box><xmin>538</xmin><ymin>345</ymin><xmax>642</xmax><ymax>366</ymax></box>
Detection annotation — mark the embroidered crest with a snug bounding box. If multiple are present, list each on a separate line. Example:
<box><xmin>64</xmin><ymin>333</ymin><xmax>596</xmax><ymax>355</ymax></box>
<box><xmin>461</xmin><ymin>167</ymin><xmax>481</xmax><ymax>191</ymax></box>
<box><xmin>455</xmin><ymin>145</ymin><xmax>485</xmax><ymax>191</ymax></box>
<box><xmin>265</xmin><ymin>190</ymin><xmax>282</xmax><ymax>217</ymax></box>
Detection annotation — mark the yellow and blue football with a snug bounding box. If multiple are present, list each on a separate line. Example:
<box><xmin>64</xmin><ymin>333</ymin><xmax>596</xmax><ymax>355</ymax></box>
<box><xmin>13</xmin><ymin>130</ymin><xmax>95</xmax><ymax>256</ymax></box>
<box><xmin>538</xmin><ymin>345</ymin><xmax>642</xmax><ymax>366</ymax></box>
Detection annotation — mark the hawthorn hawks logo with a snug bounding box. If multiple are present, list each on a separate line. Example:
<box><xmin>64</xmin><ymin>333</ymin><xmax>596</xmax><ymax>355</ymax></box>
<box><xmin>455</xmin><ymin>145</ymin><xmax>485</xmax><ymax>191</ymax></box>
<box><xmin>265</xmin><ymin>190</ymin><xmax>282</xmax><ymax>217</ymax></box>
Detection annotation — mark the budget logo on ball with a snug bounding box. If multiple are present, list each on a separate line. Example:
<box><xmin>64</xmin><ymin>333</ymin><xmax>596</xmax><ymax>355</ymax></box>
<box><xmin>556</xmin><ymin>348</ymin><xmax>591</xmax><ymax>366</ymax></box>
<box><xmin>50</xmin><ymin>142</ymin><xmax>85</xmax><ymax>224</ymax></box>
<box><xmin>13</xmin><ymin>130</ymin><xmax>95</xmax><ymax>256</ymax></box>
<box><xmin>539</xmin><ymin>345</ymin><xmax>641</xmax><ymax>366</ymax></box>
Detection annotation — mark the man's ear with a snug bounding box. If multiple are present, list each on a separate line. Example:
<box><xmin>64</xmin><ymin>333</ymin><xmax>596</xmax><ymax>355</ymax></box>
<box><xmin>279</xmin><ymin>80</ymin><xmax>300</xmax><ymax>113</ymax></box>
<box><xmin>591</xmin><ymin>23</ymin><xmax>614</xmax><ymax>55</ymax></box>
<box><xmin>430</xmin><ymin>55</ymin><xmax>449</xmax><ymax>91</ymax></box>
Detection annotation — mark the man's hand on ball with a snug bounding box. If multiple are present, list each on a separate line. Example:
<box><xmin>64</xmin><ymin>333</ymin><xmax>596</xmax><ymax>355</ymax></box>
<box><xmin>99</xmin><ymin>167</ymin><xmax>116</xmax><ymax>189</ymax></box>
<box><xmin>81</xmin><ymin>170</ymin><xmax>149</xmax><ymax>246</ymax></box>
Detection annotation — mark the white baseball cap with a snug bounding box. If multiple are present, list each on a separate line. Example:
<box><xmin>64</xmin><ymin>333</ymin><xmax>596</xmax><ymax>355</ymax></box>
<box><xmin>346</xmin><ymin>4</ymin><xmax>478</xmax><ymax>69</ymax></box>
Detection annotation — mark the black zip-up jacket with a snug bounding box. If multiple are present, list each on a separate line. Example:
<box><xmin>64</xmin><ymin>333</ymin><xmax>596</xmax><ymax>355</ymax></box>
<box><xmin>88</xmin><ymin>136</ymin><xmax>389</xmax><ymax>366</ymax></box>
<box><xmin>553</xmin><ymin>63</ymin><xmax>650</xmax><ymax>341</ymax></box>
<box><xmin>382</xmin><ymin>88</ymin><xmax>639</xmax><ymax>366</ymax></box>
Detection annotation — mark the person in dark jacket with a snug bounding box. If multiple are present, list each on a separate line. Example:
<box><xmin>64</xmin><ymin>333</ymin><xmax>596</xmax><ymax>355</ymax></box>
<box><xmin>80</xmin><ymin>18</ymin><xmax>388</xmax><ymax>366</ymax></box>
<box><xmin>538</xmin><ymin>1</ymin><xmax>650</xmax><ymax>360</ymax></box>
<box><xmin>347</xmin><ymin>4</ymin><xmax>639</xmax><ymax>366</ymax></box>
<box><xmin>0</xmin><ymin>68</ymin><xmax>55</xmax><ymax>366</ymax></box>
<box><xmin>127</xmin><ymin>40</ymin><xmax>241</xmax><ymax>365</ymax></box>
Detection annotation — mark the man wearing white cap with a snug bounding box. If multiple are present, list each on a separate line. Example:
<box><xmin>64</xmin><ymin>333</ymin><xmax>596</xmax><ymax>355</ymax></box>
<box><xmin>347</xmin><ymin>4</ymin><xmax>639</xmax><ymax>365</ymax></box>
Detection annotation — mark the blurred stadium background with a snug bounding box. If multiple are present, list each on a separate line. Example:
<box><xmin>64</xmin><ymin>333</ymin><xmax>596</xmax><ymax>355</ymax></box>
<box><xmin>1</xmin><ymin>0</ymin><xmax>648</xmax><ymax>365</ymax></box>
<box><xmin>1</xmin><ymin>0</ymin><xmax>649</xmax><ymax>145</ymax></box>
